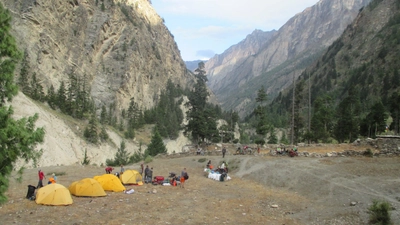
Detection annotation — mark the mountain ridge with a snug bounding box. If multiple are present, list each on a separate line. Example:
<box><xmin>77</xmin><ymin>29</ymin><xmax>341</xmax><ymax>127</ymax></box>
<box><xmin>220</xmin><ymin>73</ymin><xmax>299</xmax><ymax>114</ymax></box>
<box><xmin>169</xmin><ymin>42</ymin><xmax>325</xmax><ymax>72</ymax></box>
<box><xmin>205</xmin><ymin>0</ymin><xmax>371</xmax><ymax>117</ymax></box>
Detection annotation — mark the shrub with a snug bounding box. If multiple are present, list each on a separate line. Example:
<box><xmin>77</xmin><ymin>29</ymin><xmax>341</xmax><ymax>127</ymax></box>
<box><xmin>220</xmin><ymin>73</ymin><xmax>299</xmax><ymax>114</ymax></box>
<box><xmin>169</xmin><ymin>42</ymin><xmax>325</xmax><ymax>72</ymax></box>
<box><xmin>364</xmin><ymin>148</ymin><xmax>374</xmax><ymax>157</ymax></box>
<box><xmin>81</xmin><ymin>149</ymin><xmax>91</xmax><ymax>165</ymax></box>
<box><xmin>144</xmin><ymin>155</ymin><xmax>153</xmax><ymax>163</ymax></box>
<box><xmin>198</xmin><ymin>158</ymin><xmax>207</xmax><ymax>163</ymax></box>
<box><xmin>368</xmin><ymin>200</ymin><xmax>391</xmax><ymax>225</ymax></box>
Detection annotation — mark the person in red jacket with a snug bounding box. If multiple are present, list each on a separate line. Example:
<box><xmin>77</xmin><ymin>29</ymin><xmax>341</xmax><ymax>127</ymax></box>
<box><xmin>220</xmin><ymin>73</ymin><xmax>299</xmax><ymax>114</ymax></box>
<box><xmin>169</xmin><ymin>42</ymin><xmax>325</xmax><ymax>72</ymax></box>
<box><xmin>105</xmin><ymin>166</ymin><xmax>113</xmax><ymax>174</ymax></box>
<box><xmin>37</xmin><ymin>169</ymin><xmax>46</xmax><ymax>188</ymax></box>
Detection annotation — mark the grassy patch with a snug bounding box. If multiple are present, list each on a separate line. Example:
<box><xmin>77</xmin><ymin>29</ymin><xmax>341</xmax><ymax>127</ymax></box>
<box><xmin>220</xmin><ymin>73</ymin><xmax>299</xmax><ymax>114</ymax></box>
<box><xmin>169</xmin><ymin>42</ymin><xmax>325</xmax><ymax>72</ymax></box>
<box><xmin>227</xmin><ymin>158</ymin><xmax>241</xmax><ymax>172</ymax></box>
<box><xmin>368</xmin><ymin>199</ymin><xmax>391</xmax><ymax>225</ymax></box>
<box><xmin>46</xmin><ymin>171</ymin><xmax>66</xmax><ymax>176</ymax></box>
<box><xmin>198</xmin><ymin>158</ymin><xmax>207</xmax><ymax>163</ymax></box>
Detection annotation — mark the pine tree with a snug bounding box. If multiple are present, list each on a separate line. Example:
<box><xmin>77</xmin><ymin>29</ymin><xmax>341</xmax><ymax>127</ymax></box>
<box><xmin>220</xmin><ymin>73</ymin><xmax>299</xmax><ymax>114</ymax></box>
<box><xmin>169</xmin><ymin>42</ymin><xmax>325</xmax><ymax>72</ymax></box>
<box><xmin>186</xmin><ymin>62</ymin><xmax>217</xmax><ymax>143</ymax></box>
<box><xmin>360</xmin><ymin>100</ymin><xmax>388</xmax><ymax>137</ymax></box>
<box><xmin>114</xmin><ymin>140</ymin><xmax>130</xmax><ymax>165</ymax></box>
<box><xmin>18</xmin><ymin>51</ymin><xmax>30</xmax><ymax>95</ymax></box>
<box><xmin>100</xmin><ymin>105</ymin><xmax>108</xmax><ymax>124</ymax></box>
<box><xmin>46</xmin><ymin>85</ymin><xmax>57</xmax><ymax>110</ymax></box>
<box><xmin>311</xmin><ymin>95</ymin><xmax>334</xmax><ymax>142</ymax></box>
<box><xmin>334</xmin><ymin>89</ymin><xmax>361</xmax><ymax>143</ymax></box>
<box><xmin>99</xmin><ymin>126</ymin><xmax>109</xmax><ymax>141</ymax></box>
<box><xmin>84</xmin><ymin>114</ymin><xmax>99</xmax><ymax>144</ymax></box>
<box><xmin>30</xmin><ymin>73</ymin><xmax>44</xmax><ymax>102</ymax></box>
<box><xmin>146</xmin><ymin>127</ymin><xmax>167</xmax><ymax>156</ymax></box>
<box><xmin>0</xmin><ymin>3</ymin><xmax>44</xmax><ymax>204</ymax></box>
<box><xmin>389</xmin><ymin>92</ymin><xmax>400</xmax><ymax>134</ymax></box>
<box><xmin>267</xmin><ymin>126</ymin><xmax>278</xmax><ymax>144</ymax></box>
<box><xmin>254</xmin><ymin>86</ymin><xmax>269</xmax><ymax>140</ymax></box>
<box><xmin>57</xmin><ymin>81</ymin><xmax>67</xmax><ymax>113</ymax></box>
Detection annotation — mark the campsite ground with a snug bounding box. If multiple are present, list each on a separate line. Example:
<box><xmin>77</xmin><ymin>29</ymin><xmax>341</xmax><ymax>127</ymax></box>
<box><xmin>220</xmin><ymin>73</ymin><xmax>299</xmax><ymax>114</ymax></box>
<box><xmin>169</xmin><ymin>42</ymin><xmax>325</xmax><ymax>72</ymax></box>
<box><xmin>1</xmin><ymin>144</ymin><xmax>400</xmax><ymax>225</ymax></box>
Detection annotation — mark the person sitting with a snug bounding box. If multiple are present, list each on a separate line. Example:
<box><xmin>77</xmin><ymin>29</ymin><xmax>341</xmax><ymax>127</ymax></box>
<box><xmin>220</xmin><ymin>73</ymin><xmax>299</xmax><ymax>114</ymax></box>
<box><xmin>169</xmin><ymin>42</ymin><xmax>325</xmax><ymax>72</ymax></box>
<box><xmin>221</xmin><ymin>161</ymin><xmax>228</xmax><ymax>173</ymax></box>
<box><xmin>52</xmin><ymin>173</ymin><xmax>57</xmax><ymax>182</ymax></box>
<box><xmin>48</xmin><ymin>177</ymin><xmax>56</xmax><ymax>184</ymax></box>
<box><xmin>196</xmin><ymin>148</ymin><xmax>202</xmax><ymax>155</ymax></box>
<box><xmin>206</xmin><ymin>160</ymin><xmax>211</xmax><ymax>169</ymax></box>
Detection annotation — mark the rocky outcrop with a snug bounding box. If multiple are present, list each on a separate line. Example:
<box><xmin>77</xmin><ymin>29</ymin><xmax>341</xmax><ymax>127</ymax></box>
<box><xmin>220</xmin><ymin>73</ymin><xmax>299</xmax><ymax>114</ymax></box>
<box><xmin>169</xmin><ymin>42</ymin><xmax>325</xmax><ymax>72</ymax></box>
<box><xmin>1</xmin><ymin>0</ymin><xmax>196</xmax><ymax>167</ymax></box>
<box><xmin>3</xmin><ymin>0</ymin><xmax>195</xmax><ymax>113</ymax></box>
<box><xmin>205</xmin><ymin>0</ymin><xmax>371</xmax><ymax>116</ymax></box>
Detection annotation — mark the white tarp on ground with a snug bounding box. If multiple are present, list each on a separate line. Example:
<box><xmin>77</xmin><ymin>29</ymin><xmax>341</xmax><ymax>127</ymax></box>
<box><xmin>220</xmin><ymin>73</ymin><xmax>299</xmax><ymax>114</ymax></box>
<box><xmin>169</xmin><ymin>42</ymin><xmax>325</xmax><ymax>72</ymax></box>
<box><xmin>204</xmin><ymin>169</ymin><xmax>231</xmax><ymax>181</ymax></box>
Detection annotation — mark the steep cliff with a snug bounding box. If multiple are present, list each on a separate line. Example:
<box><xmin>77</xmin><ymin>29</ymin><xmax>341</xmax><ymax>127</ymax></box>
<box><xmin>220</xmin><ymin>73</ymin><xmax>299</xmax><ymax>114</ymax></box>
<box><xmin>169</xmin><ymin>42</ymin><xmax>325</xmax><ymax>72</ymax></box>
<box><xmin>205</xmin><ymin>0</ymin><xmax>371</xmax><ymax>116</ymax></box>
<box><xmin>1</xmin><ymin>0</ymin><xmax>196</xmax><ymax>167</ymax></box>
<box><xmin>3</xmin><ymin>0</ymin><xmax>195</xmax><ymax>112</ymax></box>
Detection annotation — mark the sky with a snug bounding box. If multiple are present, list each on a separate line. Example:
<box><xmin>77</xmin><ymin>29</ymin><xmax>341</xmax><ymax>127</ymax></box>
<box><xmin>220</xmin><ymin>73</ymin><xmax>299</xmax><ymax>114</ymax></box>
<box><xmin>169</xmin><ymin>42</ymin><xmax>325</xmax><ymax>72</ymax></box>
<box><xmin>152</xmin><ymin>0</ymin><xmax>320</xmax><ymax>61</ymax></box>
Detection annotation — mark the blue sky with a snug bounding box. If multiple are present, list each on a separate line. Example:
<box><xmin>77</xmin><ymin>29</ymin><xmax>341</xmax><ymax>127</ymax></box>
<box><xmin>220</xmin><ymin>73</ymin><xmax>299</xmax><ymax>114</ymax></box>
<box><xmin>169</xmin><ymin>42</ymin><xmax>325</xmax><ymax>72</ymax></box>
<box><xmin>152</xmin><ymin>0</ymin><xmax>320</xmax><ymax>61</ymax></box>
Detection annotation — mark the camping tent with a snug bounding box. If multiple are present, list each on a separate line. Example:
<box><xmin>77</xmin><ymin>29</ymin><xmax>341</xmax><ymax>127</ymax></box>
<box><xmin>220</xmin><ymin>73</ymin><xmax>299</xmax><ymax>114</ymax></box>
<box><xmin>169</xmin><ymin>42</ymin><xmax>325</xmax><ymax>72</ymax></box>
<box><xmin>69</xmin><ymin>178</ymin><xmax>107</xmax><ymax>197</ymax></box>
<box><xmin>93</xmin><ymin>174</ymin><xmax>126</xmax><ymax>192</ymax></box>
<box><xmin>120</xmin><ymin>170</ymin><xmax>143</xmax><ymax>185</ymax></box>
<box><xmin>35</xmin><ymin>184</ymin><xmax>73</xmax><ymax>206</ymax></box>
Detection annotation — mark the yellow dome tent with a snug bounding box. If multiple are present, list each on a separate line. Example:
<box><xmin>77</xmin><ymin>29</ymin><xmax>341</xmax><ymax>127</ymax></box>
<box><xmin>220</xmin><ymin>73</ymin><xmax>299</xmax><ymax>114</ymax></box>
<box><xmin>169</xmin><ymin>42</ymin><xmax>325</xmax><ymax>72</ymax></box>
<box><xmin>35</xmin><ymin>184</ymin><xmax>73</xmax><ymax>206</ymax></box>
<box><xmin>120</xmin><ymin>170</ymin><xmax>143</xmax><ymax>185</ymax></box>
<box><xmin>93</xmin><ymin>174</ymin><xmax>126</xmax><ymax>192</ymax></box>
<box><xmin>69</xmin><ymin>178</ymin><xmax>107</xmax><ymax>197</ymax></box>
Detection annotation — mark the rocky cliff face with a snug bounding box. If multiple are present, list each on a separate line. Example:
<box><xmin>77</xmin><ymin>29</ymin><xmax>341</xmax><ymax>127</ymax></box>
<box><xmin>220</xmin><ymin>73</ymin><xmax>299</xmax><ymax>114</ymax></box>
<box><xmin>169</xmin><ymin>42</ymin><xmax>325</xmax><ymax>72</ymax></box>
<box><xmin>1</xmin><ymin>0</ymin><xmax>195</xmax><ymax>167</ymax></box>
<box><xmin>205</xmin><ymin>0</ymin><xmax>371</xmax><ymax>116</ymax></box>
<box><xmin>3</xmin><ymin>0</ymin><xmax>194</xmax><ymax>112</ymax></box>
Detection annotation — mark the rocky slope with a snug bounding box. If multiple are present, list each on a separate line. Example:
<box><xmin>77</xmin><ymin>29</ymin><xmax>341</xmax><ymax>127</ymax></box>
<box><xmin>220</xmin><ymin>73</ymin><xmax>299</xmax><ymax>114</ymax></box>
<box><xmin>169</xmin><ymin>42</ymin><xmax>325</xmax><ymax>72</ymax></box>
<box><xmin>205</xmin><ymin>0</ymin><xmax>371</xmax><ymax>116</ymax></box>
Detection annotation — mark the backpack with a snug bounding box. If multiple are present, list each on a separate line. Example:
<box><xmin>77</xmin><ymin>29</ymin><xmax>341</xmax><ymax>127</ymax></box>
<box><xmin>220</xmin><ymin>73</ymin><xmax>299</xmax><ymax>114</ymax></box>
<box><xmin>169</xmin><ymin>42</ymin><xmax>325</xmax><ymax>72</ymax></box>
<box><xmin>184</xmin><ymin>173</ymin><xmax>189</xmax><ymax>180</ymax></box>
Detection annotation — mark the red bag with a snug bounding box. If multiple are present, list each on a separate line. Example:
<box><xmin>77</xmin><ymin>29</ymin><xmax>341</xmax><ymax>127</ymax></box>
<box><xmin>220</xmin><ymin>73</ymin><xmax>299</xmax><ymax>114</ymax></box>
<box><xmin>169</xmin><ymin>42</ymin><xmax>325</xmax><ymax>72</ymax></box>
<box><xmin>154</xmin><ymin>176</ymin><xmax>164</xmax><ymax>184</ymax></box>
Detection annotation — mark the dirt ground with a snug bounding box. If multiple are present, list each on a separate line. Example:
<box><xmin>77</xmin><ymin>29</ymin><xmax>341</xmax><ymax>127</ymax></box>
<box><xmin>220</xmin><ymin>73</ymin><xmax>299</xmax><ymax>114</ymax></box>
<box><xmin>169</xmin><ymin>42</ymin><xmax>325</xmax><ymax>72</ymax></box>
<box><xmin>1</xmin><ymin>144</ymin><xmax>400</xmax><ymax>225</ymax></box>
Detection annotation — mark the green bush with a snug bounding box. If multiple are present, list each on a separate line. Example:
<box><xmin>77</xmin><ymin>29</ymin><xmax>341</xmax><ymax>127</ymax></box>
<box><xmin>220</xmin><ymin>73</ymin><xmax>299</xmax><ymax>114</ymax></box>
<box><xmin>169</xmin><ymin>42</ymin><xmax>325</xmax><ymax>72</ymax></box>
<box><xmin>144</xmin><ymin>155</ymin><xmax>153</xmax><ymax>163</ymax></box>
<box><xmin>198</xmin><ymin>158</ymin><xmax>207</xmax><ymax>163</ymax></box>
<box><xmin>368</xmin><ymin>200</ymin><xmax>391</xmax><ymax>225</ymax></box>
<box><xmin>364</xmin><ymin>148</ymin><xmax>374</xmax><ymax>157</ymax></box>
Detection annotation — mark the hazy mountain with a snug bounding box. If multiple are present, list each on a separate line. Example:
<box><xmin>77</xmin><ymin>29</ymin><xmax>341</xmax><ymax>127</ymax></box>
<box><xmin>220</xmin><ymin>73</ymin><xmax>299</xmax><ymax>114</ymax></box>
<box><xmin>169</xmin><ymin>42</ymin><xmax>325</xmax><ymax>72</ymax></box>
<box><xmin>205</xmin><ymin>0</ymin><xmax>371</xmax><ymax>117</ymax></box>
<box><xmin>185</xmin><ymin>60</ymin><xmax>207</xmax><ymax>72</ymax></box>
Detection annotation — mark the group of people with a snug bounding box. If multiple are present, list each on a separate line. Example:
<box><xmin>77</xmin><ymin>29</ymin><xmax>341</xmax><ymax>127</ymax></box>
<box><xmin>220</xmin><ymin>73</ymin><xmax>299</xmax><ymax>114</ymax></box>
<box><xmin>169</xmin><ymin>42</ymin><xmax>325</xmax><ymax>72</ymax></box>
<box><xmin>36</xmin><ymin>169</ymin><xmax>57</xmax><ymax>189</ymax></box>
<box><xmin>105</xmin><ymin>165</ymin><xmax>125</xmax><ymax>178</ymax></box>
<box><xmin>275</xmin><ymin>147</ymin><xmax>298</xmax><ymax>157</ymax></box>
<box><xmin>168</xmin><ymin>168</ymin><xmax>189</xmax><ymax>188</ymax></box>
<box><xmin>206</xmin><ymin>160</ymin><xmax>228</xmax><ymax>174</ymax></box>
<box><xmin>143</xmin><ymin>165</ymin><xmax>154</xmax><ymax>183</ymax></box>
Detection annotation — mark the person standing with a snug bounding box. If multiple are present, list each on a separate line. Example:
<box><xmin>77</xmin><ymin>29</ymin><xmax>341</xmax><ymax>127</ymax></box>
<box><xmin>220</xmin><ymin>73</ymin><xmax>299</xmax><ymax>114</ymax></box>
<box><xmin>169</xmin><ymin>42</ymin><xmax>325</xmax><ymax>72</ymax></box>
<box><xmin>222</xmin><ymin>147</ymin><xmax>226</xmax><ymax>158</ymax></box>
<box><xmin>180</xmin><ymin>168</ymin><xmax>188</xmax><ymax>188</ymax></box>
<box><xmin>140</xmin><ymin>163</ymin><xmax>144</xmax><ymax>177</ymax></box>
<box><xmin>144</xmin><ymin>165</ymin><xmax>150</xmax><ymax>183</ymax></box>
<box><xmin>120</xmin><ymin>165</ymin><xmax>125</xmax><ymax>174</ymax></box>
<box><xmin>37</xmin><ymin>169</ymin><xmax>46</xmax><ymax>188</ymax></box>
<box><xmin>149</xmin><ymin>167</ymin><xmax>153</xmax><ymax>181</ymax></box>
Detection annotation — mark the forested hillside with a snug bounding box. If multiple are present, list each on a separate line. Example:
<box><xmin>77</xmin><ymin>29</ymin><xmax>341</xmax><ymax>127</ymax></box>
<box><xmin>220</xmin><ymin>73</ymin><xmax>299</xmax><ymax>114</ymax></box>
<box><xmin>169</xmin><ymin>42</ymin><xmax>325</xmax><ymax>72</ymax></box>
<box><xmin>270</xmin><ymin>0</ymin><xmax>400</xmax><ymax>144</ymax></box>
